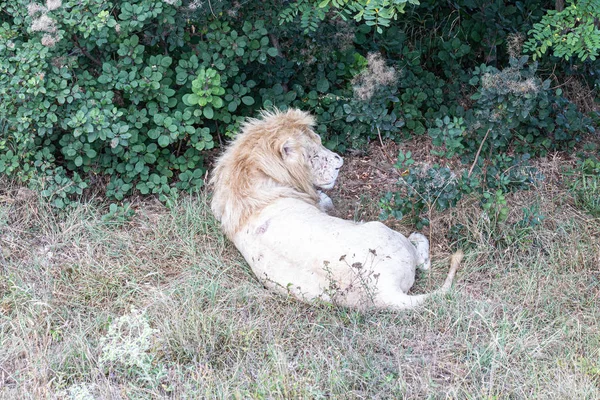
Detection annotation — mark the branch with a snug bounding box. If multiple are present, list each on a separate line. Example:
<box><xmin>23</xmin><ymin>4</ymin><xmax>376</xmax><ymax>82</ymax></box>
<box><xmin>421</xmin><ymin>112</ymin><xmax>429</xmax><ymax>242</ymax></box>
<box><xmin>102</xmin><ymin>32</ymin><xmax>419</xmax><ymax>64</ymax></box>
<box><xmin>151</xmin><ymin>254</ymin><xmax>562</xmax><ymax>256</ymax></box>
<box><xmin>71</xmin><ymin>35</ymin><xmax>102</xmax><ymax>66</ymax></box>
<box><xmin>468</xmin><ymin>128</ymin><xmax>492</xmax><ymax>178</ymax></box>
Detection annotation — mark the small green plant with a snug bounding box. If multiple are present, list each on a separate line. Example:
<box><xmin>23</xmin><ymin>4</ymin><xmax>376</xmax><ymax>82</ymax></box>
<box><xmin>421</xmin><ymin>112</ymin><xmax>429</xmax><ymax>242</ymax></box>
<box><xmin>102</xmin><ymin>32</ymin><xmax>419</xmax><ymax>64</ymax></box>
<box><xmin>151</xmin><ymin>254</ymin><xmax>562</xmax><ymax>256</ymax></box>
<box><xmin>99</xmin><ymin>307</ymin><xmax>165</xmax><ymax>386</ymax></box>
<box><xmin>481</xmin><ymin>190</ymin><xmax>509</xmax><ymax>224</ymax></box>
<box><xmin>428</xmin><ymin>116</ymin><xmax>466</xmax><ymax>158</ymax></box>
<box><xmin>570</xmin><ymin>157</ymin><xmax>600</xmax><ymax>217</ymax></box>
<box><xmin>183</xmin><ymin>68</ymin><xmax>225</xmax><ymax>111</ymax></box>
<box><xmin>380</xmin><ymin>151</ymin><xmax>461</xmax><ymax>228</ymax></box>
<box><xmin>101</xmin><ymin>202</ymin><xmax>135</xmax><ymax>224</ymax></box>
<box><xmin>518</xmin><ymin>203</ymin><xmax>546</xmax><ymax>229</ymax></box>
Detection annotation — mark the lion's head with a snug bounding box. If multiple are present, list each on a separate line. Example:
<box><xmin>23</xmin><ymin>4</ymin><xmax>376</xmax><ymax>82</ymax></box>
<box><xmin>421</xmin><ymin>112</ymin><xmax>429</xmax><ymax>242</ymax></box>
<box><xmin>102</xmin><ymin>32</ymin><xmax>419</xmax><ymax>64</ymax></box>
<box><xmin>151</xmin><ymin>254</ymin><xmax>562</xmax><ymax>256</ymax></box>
<box><xmin>210</xmin><ymin>109</ymin><xmax>343</xmax><ymax>238</ymax></box>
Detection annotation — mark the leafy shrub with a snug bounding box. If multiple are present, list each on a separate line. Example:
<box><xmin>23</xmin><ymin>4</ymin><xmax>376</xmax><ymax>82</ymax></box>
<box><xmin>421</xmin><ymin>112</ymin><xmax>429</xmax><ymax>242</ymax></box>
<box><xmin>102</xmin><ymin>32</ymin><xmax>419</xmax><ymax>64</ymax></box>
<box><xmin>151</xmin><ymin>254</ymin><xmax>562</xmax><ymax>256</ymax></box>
<box><xmin>1</xmin><ymin>0</ymin><xmax>595</xmax><ymax>221</ymax></box>
<box><xmin>379</xmin><ymin>151</ymin><xmax>463</xmax><ymax>228</ymax></box>
<box><xmin>428</xmin><ymin>116</ymin><xmax>466</xmax><ymax>158</ymax></box>
<box><xmin>0</xmin><ymin>1</ymin><xmax>281</xmax><ymax>208</ymax></box>
<box><xmin>464</xmin><ymin>56</ymin><xmax>593</xmax><ymax>159</ymax></box>
<box><xmin>381</xmin><ymin>54</ymin><xmax>588</xmax><ymax>226</ymax></box>
<box><xmin>280</xmin><ymin>0</ymin><xmax>420</xmax><ymax>34</ymax></box>
<box><xmin>524</xmin><ymin>0</ymin><xmax>600</xmax><ymax>62</ymax></box>
<box><xmin>380</xmin><ymin>152</ymin><xmax>540</xmax><ymax>228</ymax></box>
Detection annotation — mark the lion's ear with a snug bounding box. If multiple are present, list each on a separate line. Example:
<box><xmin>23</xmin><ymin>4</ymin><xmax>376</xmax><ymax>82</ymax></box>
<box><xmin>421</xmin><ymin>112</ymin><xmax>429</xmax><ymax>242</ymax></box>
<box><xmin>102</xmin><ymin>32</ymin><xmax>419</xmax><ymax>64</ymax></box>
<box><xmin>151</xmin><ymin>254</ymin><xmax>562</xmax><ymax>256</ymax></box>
<box><xmin>280</xmin><ymin>138</ymin><xmax>298</xmax><ymax>162</ymax></box>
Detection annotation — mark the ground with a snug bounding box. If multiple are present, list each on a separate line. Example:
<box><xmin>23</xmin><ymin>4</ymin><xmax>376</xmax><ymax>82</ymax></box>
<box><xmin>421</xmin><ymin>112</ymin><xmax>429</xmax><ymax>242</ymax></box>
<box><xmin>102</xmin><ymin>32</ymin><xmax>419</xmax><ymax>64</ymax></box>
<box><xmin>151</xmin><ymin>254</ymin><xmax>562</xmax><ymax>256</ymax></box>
<box><xmin>1</xmin><ymin>138</ymin><xmax>599</xmax><ymax>399</ymax></box>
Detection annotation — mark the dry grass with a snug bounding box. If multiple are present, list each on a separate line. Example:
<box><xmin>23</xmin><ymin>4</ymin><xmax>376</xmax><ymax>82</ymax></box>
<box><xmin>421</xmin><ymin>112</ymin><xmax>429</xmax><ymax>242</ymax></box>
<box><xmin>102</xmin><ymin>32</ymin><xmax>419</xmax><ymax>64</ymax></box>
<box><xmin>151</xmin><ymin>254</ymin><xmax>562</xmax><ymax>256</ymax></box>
<box><xmin>1</xmin><ymin>153</ymin><xmax>599</xmax><ymax>398</ymax></box>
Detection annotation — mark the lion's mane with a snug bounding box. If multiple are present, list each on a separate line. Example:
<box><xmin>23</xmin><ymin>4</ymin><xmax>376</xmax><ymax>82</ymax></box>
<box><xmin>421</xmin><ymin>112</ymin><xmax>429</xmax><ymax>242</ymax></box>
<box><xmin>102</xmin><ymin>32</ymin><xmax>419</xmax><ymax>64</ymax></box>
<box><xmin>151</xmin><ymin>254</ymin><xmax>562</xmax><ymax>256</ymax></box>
<box><xmin>210</xmin><ymin>109</ymin><xmax>321</xmax><ymax>239</ymax></box>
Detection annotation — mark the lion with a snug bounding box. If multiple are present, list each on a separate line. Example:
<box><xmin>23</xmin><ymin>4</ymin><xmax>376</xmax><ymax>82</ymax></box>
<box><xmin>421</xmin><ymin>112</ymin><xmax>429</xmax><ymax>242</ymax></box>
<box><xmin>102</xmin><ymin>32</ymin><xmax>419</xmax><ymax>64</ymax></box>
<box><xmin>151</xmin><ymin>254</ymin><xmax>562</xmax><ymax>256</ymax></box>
<box><xmin>210</xmin><ymin>108</ymin><xmax>462</xmax><ymax>310</ymax></box>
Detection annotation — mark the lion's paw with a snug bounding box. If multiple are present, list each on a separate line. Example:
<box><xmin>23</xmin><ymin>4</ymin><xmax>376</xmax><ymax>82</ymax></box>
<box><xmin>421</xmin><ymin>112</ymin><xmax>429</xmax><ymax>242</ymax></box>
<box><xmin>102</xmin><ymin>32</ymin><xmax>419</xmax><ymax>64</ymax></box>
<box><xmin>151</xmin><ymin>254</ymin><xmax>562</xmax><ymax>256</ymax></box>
<box><xmin>318</xmin><ymin>191</ymin><xmax>334</xmax><ymax>213</ymax></box>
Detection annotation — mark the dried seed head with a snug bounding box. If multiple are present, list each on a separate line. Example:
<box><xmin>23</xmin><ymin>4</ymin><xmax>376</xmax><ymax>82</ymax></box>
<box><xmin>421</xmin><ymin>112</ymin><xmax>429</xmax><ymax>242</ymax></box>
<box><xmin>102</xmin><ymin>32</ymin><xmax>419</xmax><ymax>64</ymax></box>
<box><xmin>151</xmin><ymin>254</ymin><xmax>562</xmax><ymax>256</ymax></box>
<box><xmin>31</xmin><ymin>14</ymin><xmax>57</xmax><ymax>33</ymax></box>
<box><xmin>27</xmin><ymin>3</ymin><xmax>46</xmax><ymax>16</ymax></box>
<box><xmin>41</xmin><ymin>33</ymin><xmax>58</xmax><ymax>47</ymax></box>
<box><xmin>46</xmin><ymin>0</ymin><xmax>61</xmax><ymax>11</ymax></box>
<box><xmin>352</xmin><ymin>53</ymin><xmax>398</xmax><ymax>101</ymax></box>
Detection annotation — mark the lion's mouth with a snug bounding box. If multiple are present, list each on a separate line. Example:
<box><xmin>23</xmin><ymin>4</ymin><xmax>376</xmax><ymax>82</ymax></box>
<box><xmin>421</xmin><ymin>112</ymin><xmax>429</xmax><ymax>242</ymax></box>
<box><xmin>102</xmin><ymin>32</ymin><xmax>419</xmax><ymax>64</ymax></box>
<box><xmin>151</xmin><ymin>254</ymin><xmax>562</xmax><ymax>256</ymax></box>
<box><xmin>318</xmin><ymin>181</ymin><xmax>337</xmax><ymax>190</ymax></box>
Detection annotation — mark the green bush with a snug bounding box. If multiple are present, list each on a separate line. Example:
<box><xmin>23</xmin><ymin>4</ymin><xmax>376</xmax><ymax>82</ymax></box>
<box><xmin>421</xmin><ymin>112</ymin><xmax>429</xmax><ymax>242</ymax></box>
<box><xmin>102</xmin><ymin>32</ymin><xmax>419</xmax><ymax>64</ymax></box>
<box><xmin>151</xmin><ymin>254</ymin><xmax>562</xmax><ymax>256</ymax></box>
<box><xmin>524</xmin><ymin>0</ymin><xmax>600</xmax><ymax>62</ymax></box>
<box><xmin>0</xmin><ymin>1</ymin><xmax>280</xmax><ymax>207</ymax></box>
<box><xmin>380</xmin><ymin>52</ymin><xmax>592</xmax><ymax>225</ymax></box>
<box><xmin>1</xmin><ymin>0</ymin><xmax>596</xmax><ymax>217</ymax></box>
<box><xmin>379</xmin><ymin>151</ymin><xmax>464</xmax><ymax>228</ymax></box>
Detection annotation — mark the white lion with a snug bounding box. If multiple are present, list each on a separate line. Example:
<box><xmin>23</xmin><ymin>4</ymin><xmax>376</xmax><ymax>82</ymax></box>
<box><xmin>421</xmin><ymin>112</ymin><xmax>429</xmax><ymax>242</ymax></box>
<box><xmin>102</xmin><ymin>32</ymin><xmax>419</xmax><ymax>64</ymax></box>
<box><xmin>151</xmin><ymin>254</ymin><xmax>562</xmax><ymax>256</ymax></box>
<box><xmin>210</xmin><ymin>109</ymin><xmax>462</xmax><ymax>310</ymax></box>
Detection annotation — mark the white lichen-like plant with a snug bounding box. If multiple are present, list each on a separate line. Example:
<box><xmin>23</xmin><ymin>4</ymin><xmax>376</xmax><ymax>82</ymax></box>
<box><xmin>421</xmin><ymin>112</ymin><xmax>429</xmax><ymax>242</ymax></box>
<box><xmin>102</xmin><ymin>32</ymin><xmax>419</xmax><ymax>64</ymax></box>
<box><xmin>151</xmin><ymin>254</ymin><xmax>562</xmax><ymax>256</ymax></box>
<box><xmin>162</xmin><ymin>0</ymin><xmax>208</xmax><ymax>10</ymax></box>
<box><xmin>27</xmin><ymin>0</ymin><xmax>62</xmax><ymax>46</ymax></box>
<box><xmin>480</xmin><ymin>69</ymin><xmax>539</xmax><ymax>96</ymax></box>
<box><xmin>98</xmin><ymin>308</ymin><xmax>161</xmax><ymax>379</ymax></box>
<box><xmin>27</xmin><ymin>3</ymin><xmax>46</xmax><ymax>16</ymax></box>
<box><xmin>30</xmin><ymin>14</ymin><xmax>56</xmax><ymax>32</ymax></box>
<box><xmin>46</xmin><ymin>0</ymin><xmax>62</xmax><ymax>11</ymax></box>
<box><xmin>352</xmin><ymin>53</ymin><xmax>398</xmax><ymax>101</ymax></box>
<box><xmin>66</xmin><ymin>383</ymin><xmax>96</xmax><ymax>400</ymax></box>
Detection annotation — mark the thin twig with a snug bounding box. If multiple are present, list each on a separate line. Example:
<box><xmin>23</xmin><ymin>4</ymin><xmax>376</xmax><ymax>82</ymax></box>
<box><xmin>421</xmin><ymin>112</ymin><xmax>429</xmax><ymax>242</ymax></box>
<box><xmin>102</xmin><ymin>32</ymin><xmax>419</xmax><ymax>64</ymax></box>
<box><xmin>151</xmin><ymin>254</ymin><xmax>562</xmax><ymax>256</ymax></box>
<box><xmin>268</xmin><ymin>33</ymin><xmax>282</xmax><ymax>57</ymax></box>
<box><xmin>376</xmin><ymin>127</ymin><xmax>398</xmax><ymax>169</ymax></box>
<box><xmin>366</xmin><ymin>162</ymin><xmax>393</xmax><ymax>175</ymax></box>
<box><xmin>468</xmin><ymin>128</ymin><xmax>492</xmax><ymax>178</ymax></box>
<box><xmin>427</xmin><ymin>172</ymin><xmax>458</xmax><ymax>246</ymax></box>
<box><xmin>215</xmin><ymin>121</ymin><xmax>223</xmax><ymax>147</ymax></box>
<box><xmin>207</xmin><ymin>0</ymin><xmax>216</xmax><ymax>18</ymax></box>
<box><xmin>0</xmin><ymin>249</ymin><xmax>6</xmax><ymax>273</ymax></box>
<box><xmin>72</xmin><ymin>35</ymin><xmax>102</xmax><ymax>66</ymax></box>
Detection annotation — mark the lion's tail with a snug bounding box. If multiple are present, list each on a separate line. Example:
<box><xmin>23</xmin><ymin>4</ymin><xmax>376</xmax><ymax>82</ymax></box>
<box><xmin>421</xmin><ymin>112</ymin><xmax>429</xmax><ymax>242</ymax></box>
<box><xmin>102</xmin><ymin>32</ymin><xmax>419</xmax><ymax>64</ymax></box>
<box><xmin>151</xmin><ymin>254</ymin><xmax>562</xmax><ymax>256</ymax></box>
<box><xmin>440</xmin><ymin>249</ymin><xmax>463</xmax><ymax>292</ymax></box>
<box><xmin>383</xmin><ymin>250</ymin><xmax>463</xmax><ymax>310</ymax></box>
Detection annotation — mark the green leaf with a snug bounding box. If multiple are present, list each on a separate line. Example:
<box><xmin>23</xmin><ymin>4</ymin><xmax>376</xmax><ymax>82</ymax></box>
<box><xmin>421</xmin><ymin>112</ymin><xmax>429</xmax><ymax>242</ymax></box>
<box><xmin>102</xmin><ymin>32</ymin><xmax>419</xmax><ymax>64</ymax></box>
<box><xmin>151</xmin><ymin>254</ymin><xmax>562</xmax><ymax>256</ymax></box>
<box><xmin>212</xmin><ymin>97</ymin><xmax>224</xmax><ymax>108</ymax></box>
<box><xmin>86</xmin><ymin>149</ymin><xmax>97</xmax><ymax>158</ymax></box>
<box><xmin>203</xmin><ymin>106</ymin><xmax>214</xmax><ymax>119</ymax></box>
<box><xmin>74</xmin><ymin>156</ymin><xmax>83</xmax><ymax>167</ymax></box>
<box><xmin>241</xmin><ymin>96</ymin><xmax>255</xmax><ymax>106</ymax></box>
<box><xmin>158</xmin><ymin>135</ymin><xmax>170</xmax><ymax>147</ymax></box>
<box><xmin>148</xmin><ymin>129</ymin><xmax>160</xmax><ymax>140</ymax></box>
<box><xmin>160</xmin><ymin>56</ymin><xmax>172</xmax><ymax>67</ymax></box>
<box><xmin>184</xmin><ymin>94</ymin><xmax>200</xmax><ymax>106</ymax></box>
<box><xmin>317</xmin><ymin>78</ymin><xmax>330</xmax><ymax>94</ymax></box>
<box><xmin>228</xmin><ymin>101</ymin><xmax>238</xmax><ymax>112</ymax></box>
<box><xmin>137</xmin><ymin>183</ymin><xmax>149</xmax><ymax>194</ymax></box>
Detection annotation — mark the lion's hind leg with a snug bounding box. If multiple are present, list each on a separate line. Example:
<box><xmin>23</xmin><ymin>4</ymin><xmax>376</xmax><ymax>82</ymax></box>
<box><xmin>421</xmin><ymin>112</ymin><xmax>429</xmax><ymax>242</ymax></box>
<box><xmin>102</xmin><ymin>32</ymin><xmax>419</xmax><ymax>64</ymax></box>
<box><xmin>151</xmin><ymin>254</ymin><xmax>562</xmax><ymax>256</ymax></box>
<box><xmin>408</xmin><ymin>232</ymin><xmax>431</xmax><ymax>270</ymax></box>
